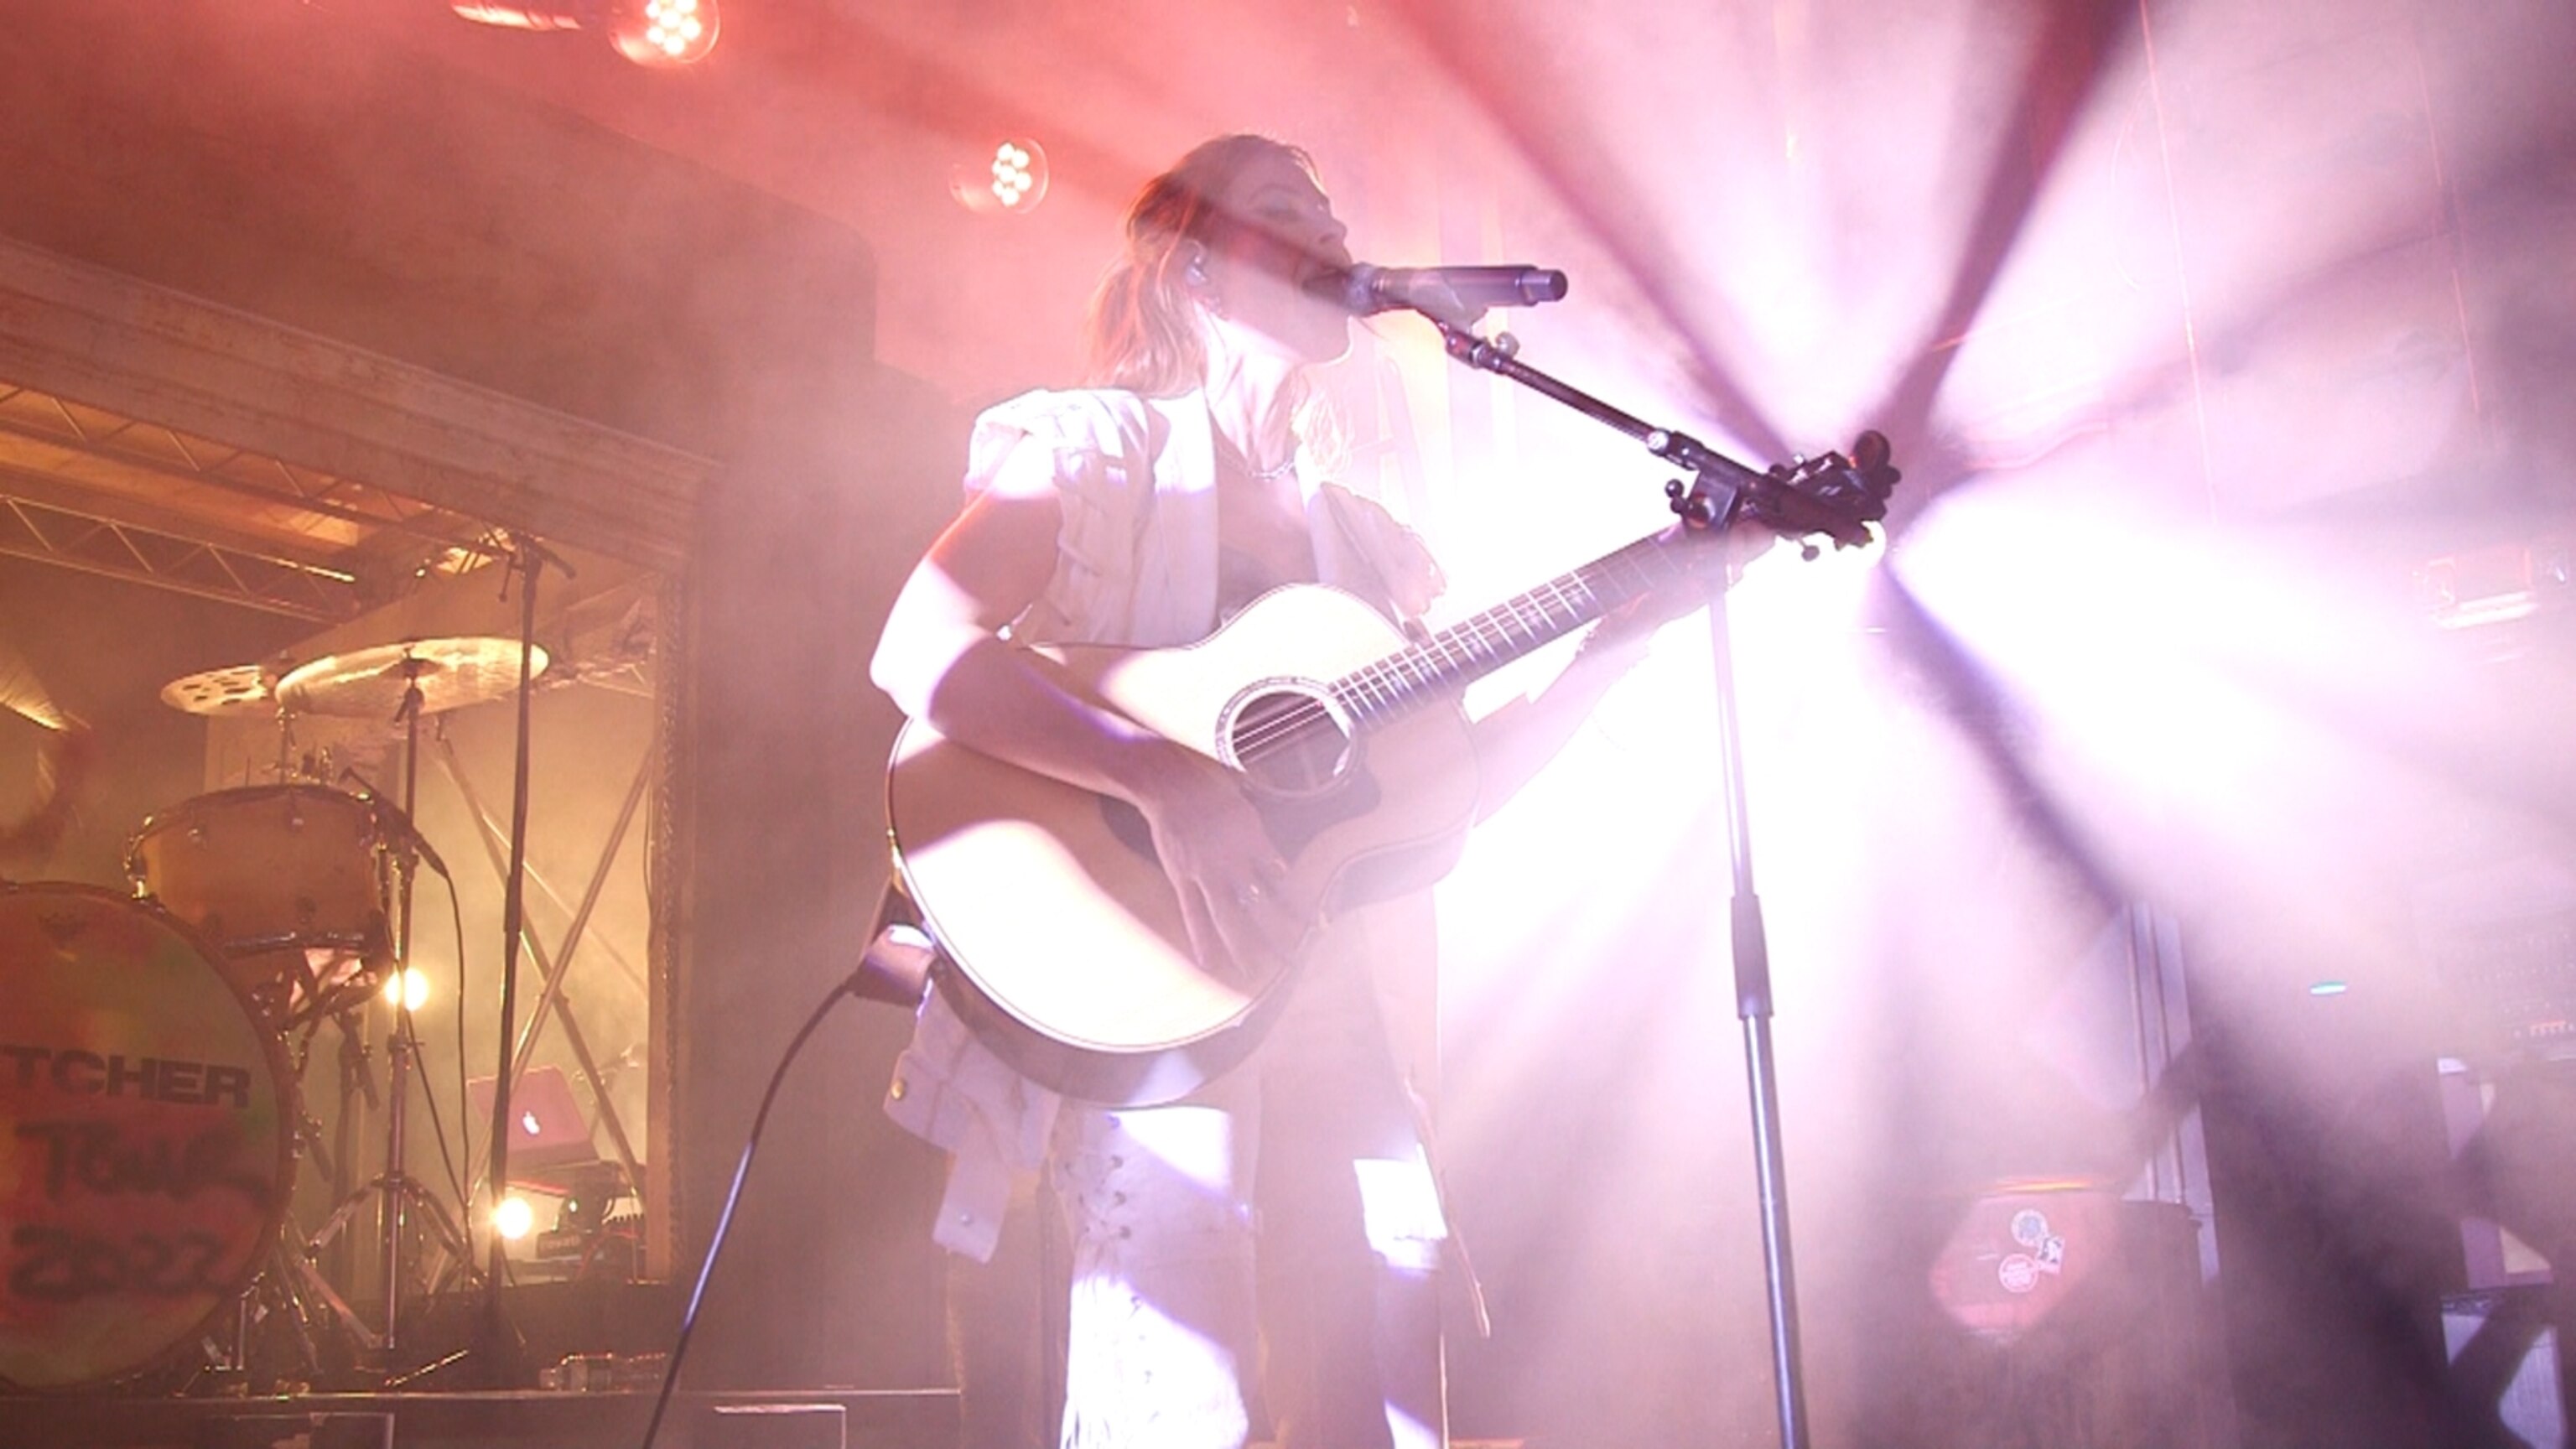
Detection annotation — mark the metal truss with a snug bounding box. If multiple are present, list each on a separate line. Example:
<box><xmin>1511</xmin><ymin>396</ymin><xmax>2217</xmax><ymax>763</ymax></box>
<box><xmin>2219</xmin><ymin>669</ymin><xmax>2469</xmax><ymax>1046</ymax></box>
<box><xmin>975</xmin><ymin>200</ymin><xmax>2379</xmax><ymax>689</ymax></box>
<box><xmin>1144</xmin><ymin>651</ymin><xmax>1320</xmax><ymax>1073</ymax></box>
<box><xmin>0</xmin><ymin>486</ymin><xmax>363</xmax><ymax>620</ymax></box>
<box><xmin>0</xmin><ymin>382</ymin><xmax>483</xmax><ymax>551</ymax></box>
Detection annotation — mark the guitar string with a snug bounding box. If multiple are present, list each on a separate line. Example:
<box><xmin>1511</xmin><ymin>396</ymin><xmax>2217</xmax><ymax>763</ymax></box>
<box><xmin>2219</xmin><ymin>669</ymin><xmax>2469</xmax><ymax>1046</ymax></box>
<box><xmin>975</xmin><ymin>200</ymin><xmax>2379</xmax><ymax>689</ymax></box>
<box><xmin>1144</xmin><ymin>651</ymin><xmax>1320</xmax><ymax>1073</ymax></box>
<box><xmin>1229</xmin><ymin>576</ymin><xmax>1603</xmax><ymax>760</ymax></box>
<box><xmin>1224</xmin><ymin>466</ymin><xmax>1857</xmax><ymax>764</ymax></box>
<box><xmin>1226</xmin><ymin>543</ymin><xmax>1680</xmax><ymax>766</ymax></box>
<box><xmin>1228</xmin><ymin>544</ymin><xmax>1672</xmax><ymax>761</ymax></box>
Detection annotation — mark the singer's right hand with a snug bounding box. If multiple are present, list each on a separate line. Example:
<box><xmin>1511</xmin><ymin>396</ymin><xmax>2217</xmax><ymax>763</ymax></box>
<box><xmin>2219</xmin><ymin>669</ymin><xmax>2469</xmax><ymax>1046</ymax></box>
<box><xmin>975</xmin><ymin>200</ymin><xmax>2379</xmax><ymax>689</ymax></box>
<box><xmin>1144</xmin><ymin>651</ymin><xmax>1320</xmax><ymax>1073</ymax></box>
<box><xmin>1122</xmin><ymin>741</ymin><xmax>1298</xmax><ymax>987</ymax></box>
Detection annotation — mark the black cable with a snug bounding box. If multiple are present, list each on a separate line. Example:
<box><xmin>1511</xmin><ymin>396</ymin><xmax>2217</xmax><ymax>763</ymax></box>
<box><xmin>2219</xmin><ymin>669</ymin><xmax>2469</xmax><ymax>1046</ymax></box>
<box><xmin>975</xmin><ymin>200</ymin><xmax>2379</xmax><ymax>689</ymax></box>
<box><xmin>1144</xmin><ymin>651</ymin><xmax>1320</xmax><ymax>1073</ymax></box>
<box><xmin>449</xmin><ymin>861</ymin><xmax>474</xmax><ymax>1209</ymax></box>
<box><xmin>437</xmin><ymin>714</ymin><xmax>475</xmax><ymax>1217</ymax></box>
<box><xmin>636</xmin><ymin>973</ymin><xmax>861</xmax><ymax>1449</ymax></box>
<box><xmin>403</xmin><ymin>862</ymin><xmax>473</xmax><ymax>1214</ymax></box>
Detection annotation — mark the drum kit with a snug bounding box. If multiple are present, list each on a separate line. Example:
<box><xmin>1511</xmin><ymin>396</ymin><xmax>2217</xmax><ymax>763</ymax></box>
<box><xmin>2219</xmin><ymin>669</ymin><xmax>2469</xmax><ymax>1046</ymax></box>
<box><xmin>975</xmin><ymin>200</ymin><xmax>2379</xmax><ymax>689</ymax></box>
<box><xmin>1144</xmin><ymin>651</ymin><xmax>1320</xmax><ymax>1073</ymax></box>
<box><xmin>1</xmin><ymin>636</ymin><xmax>549</xmax><ymax>1394</ymax></box>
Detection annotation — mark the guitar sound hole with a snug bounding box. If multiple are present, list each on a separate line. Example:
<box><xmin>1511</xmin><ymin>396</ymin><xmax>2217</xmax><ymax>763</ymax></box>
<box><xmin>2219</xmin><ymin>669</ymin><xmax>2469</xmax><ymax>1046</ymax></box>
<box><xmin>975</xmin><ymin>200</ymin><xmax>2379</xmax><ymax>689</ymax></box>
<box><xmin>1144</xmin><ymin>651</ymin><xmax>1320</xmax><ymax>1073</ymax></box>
<box><xmin>1225</xmin><ymin>685</ymin><xmax>1350</xmax><ymax>797</ymax></box>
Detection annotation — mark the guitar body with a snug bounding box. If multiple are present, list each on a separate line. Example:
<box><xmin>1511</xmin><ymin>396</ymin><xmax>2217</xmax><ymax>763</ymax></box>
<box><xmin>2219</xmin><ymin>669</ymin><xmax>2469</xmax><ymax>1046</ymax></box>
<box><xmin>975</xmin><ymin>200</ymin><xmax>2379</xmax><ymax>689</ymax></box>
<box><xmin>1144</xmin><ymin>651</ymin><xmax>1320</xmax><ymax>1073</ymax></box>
<box><xmin>886</xmin><ymin>584</ymin><xmax>1480</xmax><ymax>1105</ymax></box>
<box><xmin>883</xmin><ymin>435</ymin><xmax>1901</xmax><ymax>1105</ymax></box>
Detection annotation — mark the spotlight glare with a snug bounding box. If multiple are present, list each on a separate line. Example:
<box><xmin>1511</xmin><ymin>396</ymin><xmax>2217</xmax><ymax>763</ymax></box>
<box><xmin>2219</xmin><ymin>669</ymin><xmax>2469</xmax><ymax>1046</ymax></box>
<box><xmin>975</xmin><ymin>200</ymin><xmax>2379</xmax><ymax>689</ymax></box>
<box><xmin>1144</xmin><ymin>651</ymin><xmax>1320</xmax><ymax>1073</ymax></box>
<box><xmin>952</xmin><ymin>137</ymin><xmax>1050</xmax><ymax>216</ymax></box>
<box><xmin>382</xmin><ymin>965</ymin><xmax>432</xmax><ymax>1013</ymax></box>
<box><xmin>621</xmin><ymin>0</ymin><xmax>719</xmax><ymax>66</ymax></box>
<box><xmin>493</xmin><ymin>1195</ymin><xmax>538</xmax><ymax>1240</ymax></box>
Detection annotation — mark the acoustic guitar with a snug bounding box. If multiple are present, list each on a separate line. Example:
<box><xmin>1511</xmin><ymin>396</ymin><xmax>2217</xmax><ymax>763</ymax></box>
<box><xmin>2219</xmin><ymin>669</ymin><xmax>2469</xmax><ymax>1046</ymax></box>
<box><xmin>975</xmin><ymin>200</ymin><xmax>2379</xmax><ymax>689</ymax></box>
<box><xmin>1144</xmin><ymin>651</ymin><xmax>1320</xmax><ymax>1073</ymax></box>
<box><xmin>886</xmin><ymin>438</ymin><xmax>1897</xmax><ymax>1105</ymax></box>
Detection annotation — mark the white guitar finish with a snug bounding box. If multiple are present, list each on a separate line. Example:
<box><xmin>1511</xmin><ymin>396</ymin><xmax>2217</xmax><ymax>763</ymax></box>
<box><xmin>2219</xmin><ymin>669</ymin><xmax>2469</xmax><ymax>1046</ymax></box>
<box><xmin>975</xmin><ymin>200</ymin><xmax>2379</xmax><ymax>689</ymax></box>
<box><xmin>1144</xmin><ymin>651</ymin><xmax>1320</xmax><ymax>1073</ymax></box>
<box><xmin>883</xmin><ymin>444</ymin><xmax>1893</xmax><ymax>1104</ymax></box>
<box><xmin>888</xmin><ymin>584</ymin><xmax>1477</xmax><ymax>1106</ymax></box>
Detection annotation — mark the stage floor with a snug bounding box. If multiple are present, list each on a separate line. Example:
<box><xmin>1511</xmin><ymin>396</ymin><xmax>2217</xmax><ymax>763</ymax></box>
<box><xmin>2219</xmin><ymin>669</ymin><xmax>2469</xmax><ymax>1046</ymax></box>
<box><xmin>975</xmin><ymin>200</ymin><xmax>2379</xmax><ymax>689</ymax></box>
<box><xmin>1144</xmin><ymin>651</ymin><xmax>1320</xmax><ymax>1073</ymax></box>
<box><xmin>0</xmin><ymin>1386</ymin><xmax>960</xmax><ymax>1449</ymax></box>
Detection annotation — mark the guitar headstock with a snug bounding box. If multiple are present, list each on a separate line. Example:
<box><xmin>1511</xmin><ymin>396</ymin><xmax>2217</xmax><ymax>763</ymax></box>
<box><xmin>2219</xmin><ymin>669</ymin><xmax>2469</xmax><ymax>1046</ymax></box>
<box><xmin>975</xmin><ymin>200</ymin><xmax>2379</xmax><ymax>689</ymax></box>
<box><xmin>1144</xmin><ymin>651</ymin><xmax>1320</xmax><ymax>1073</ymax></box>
<box><xmin>1670</xmin><ymin>431</ymin><xmax>1901</xmax><ymax>556</ymax></box>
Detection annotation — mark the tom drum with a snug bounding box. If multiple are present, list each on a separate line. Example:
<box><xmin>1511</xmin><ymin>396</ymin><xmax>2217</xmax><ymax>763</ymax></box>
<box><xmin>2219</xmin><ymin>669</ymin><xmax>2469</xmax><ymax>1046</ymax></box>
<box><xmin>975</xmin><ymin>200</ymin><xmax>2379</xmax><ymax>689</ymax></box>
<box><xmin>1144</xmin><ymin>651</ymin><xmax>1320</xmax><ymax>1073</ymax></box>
<box><xmin>126</xmin><ymin>784</ymin><xmax>389</xmax><ymax>1020</ymax></box>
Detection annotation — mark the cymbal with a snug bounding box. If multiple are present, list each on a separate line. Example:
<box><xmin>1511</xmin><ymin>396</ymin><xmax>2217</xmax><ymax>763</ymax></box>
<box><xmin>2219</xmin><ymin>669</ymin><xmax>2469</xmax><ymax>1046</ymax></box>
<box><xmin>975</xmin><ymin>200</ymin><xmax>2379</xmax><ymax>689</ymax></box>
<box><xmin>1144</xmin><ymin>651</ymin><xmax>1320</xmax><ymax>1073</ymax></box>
<box><xmin>278</xmin><ymin>637</ymin><xmax>550</xmax><ymax>719</ymax></box>
<box><xmin>159</xmin><ymin>662</ymin><xmax>279</xmax><ymax>718</ymax></box>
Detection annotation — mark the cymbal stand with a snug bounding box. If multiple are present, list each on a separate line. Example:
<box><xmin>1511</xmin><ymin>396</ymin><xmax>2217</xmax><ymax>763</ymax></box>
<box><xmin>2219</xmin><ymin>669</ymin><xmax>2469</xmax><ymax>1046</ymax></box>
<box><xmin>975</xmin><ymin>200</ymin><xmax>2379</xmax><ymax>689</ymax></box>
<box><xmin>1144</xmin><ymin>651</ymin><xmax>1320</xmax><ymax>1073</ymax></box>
<box><xmin>314</xmin><ymin>656</ymin><xmax>475</xmax><ymax>1372</ymax></box>
<box><xmin>387</xmin><ymin>659</ymin><xmax>459</xmax><ymax>1364</ymax></box>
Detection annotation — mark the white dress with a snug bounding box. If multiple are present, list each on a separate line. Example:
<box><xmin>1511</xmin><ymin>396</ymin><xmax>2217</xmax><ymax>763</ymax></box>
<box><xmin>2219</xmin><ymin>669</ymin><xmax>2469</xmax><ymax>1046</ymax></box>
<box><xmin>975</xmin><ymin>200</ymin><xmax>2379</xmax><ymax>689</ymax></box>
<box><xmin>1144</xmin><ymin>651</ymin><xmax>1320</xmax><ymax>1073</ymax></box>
<box><xmin>884</xmin><ymin>387</ymin><xmax>1452</xmax><ymax>1449</ymax></box>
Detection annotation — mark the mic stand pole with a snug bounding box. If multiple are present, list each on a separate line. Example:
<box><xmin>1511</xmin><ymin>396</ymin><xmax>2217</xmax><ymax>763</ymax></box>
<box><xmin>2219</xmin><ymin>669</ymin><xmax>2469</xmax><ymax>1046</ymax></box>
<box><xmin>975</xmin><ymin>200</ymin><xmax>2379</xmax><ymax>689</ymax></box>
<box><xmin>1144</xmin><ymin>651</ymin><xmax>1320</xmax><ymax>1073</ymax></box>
<box><xmin>1703</xmin><ymin>571</ymin><xmax>1810</xmax><ymax>1449</ymax></box>
<box><xmin>478</xmin><ymin>531</ymin><xmax>555</xmax><ymax>1388</ymax></box>
<box><xmin>381</xmin><ymin>664</ymin><xmax>426</xmax><ymax>1370</ymax></box>
<box><xmin>1427</xmin><ymin>316</ymin><xmax>1858</xmax><ymax>1449</ymax></box>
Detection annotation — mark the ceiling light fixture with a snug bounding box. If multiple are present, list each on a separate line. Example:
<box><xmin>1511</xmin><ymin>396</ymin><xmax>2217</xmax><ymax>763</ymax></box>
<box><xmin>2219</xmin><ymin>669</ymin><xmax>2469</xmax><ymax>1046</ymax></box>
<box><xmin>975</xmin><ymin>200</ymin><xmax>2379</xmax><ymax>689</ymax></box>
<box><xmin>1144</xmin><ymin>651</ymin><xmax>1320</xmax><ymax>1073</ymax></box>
<box><xmin>950</xmin><ymin>138</ymin><xmax>1051</xmax><ymax>216</ymax></box>
<box><xmin>450</xmin><ymin>0</ymin><xmax>721</xmax><ymax>69</ymax></box>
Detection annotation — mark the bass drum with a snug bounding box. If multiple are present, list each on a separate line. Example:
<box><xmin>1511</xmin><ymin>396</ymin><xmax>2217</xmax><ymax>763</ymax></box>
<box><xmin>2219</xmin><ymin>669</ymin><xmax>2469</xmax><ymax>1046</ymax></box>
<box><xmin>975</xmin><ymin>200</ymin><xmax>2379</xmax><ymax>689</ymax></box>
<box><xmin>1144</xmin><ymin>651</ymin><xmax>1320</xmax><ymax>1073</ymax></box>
<box><xmin>0</xmin><ymin>883</ymin><xmax>296</xmax><ymax>1391</ymax></box>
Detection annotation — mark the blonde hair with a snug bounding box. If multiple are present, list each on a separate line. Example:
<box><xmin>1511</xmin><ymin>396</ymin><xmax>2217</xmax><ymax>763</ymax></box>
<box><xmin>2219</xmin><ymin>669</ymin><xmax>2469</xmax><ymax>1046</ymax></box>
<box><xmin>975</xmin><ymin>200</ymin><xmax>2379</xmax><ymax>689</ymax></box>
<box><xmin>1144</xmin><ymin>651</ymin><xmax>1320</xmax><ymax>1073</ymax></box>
<box><xmin>1083</xmin><ymin>136</ymin><xmax>1342</xmax><ymax>467</ymax></box>
<box><xmin>1086</xmin><ymin>135</ymin><xmax>1314</xmax><ymax>391</ymax></box>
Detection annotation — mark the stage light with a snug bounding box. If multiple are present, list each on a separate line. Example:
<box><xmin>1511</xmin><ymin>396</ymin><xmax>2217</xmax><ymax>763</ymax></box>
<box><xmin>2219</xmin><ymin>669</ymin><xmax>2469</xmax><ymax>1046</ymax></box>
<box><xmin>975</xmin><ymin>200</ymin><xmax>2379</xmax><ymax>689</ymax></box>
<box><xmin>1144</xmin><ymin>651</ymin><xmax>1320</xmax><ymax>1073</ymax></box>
<box><xmin>951</xmin><ymin>138</ymin><xmax>1051</xmax><ymax>216</ymax></box>
<box><xmin>382</xmin><ymin>965</ymin><xmax>433</xmax><ymax>1013</ymax></box>
<box><xmin>449</xmin><ymin>0</ymin><xmax>721</xmax><ymax>68</ymax></box>
<box><xmin>493</xmin><ymin>1195</ymin><xmax>538</xmax><ymax>1240</ymax></box>
<box><xmin>613</xmin><ymin>0</ymin><xmax>717</xmax><ymax>66</ymax></box>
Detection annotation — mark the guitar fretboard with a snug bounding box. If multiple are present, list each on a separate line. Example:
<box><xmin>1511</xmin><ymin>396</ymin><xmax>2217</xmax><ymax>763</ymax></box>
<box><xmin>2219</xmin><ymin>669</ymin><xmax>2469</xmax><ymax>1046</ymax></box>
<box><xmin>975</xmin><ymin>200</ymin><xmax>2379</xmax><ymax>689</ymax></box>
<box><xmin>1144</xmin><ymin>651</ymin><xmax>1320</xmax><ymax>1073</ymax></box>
<box><xmin>1330</xmin><ymin>532</ymin><xmax>1689</xmax><ymax>726</ymax></box>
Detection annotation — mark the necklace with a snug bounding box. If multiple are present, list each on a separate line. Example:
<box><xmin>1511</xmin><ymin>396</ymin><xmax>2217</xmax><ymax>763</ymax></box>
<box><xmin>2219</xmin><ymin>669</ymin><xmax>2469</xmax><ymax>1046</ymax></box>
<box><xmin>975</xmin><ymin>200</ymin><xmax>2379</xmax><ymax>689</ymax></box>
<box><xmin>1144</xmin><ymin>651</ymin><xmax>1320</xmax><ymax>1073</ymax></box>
<box><xmin>1212</xmin><ymin>426</ymin><xmax>1297</xmax><ymax>485</ymax></box>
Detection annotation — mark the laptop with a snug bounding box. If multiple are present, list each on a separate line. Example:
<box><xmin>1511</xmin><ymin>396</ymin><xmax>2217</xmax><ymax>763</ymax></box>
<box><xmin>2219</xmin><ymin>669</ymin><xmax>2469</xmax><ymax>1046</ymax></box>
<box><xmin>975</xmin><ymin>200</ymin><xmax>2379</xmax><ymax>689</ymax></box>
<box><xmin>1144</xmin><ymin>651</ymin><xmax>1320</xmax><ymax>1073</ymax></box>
<box><xmin>466</xmin><ymin>1065</ymin><xmax>600</xmax><ymax>1187</ymax></box>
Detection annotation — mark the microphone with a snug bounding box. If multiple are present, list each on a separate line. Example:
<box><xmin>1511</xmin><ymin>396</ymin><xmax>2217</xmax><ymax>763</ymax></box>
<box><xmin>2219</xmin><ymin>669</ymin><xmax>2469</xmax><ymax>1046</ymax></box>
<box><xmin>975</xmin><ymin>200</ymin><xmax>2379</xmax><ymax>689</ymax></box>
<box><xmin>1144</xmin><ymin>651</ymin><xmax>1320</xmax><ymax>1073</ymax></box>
<box><xmin>1307</xmin><ymin>263</ymin><xmax>1568</xmax><ymax>323</ymax></box>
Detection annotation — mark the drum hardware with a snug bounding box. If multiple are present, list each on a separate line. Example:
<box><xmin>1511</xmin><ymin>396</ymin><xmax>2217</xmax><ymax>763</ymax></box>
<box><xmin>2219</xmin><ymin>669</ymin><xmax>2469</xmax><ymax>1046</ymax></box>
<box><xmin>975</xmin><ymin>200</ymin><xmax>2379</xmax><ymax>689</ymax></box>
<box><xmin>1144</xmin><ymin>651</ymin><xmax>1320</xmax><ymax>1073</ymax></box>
<box><xmin>156</xmin><ymin>655</ymin><xmax>323</xmax><ymax>791</ymax></box>
<box><xmin>304</xmin><ymin>1044</ymin><xmax>478</xmax><ymax>1338</ymax></box>
<box><xmin>327</xmin><ymin>648</ymin><xmax>490</xmax><ymax>1374</ymax></box>
<box><xmin>249</xmin><ymin>1001</ymin><xmax>477</xmax><ymax>1389</ymax></box>
<box><xmin>128</xmin><ymin>634</ymin><xmax>553</xmax><ymax>1381</ymax></box>
<box><xmin>200</xmin><ymin>1218</ymin><xmax>382</xmax><ymax>1391</ymax></box>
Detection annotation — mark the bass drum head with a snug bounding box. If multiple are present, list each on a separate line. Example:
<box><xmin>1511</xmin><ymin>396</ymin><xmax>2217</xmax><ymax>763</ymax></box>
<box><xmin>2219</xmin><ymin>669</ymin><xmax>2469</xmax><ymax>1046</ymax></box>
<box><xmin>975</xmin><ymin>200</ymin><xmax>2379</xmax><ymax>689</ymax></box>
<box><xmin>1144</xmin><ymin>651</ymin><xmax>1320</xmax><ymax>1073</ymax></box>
<box><xmin>0</xmin><ymin>883</ymin><xmax>295</xmax><ymax>1391</ymax></box>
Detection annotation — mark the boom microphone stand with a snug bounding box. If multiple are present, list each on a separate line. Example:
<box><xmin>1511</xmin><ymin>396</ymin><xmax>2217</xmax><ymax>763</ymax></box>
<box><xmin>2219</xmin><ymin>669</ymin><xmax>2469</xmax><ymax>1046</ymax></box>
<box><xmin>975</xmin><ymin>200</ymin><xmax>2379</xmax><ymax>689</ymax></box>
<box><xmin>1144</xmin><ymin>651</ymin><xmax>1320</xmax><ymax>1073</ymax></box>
<box><xmin>1410</xmin><ymin>304</ymin><xmax>1895</xmax><ymax>1449</ymax></box>
<box><xmin>478</xmin><ymin>530</ymin><xmax>567</xmax><ymax>1387</ymax></box>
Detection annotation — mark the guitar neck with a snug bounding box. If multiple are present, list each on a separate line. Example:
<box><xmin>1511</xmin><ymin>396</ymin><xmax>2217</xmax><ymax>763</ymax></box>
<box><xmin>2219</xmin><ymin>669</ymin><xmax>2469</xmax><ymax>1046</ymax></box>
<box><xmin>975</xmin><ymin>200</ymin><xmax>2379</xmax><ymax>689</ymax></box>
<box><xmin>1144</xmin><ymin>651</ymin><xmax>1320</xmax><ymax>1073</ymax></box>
<box><xmin>1330</xmin><ymin>530</ymin><xmax>1688</xmax><ymax>725</ymax></box>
